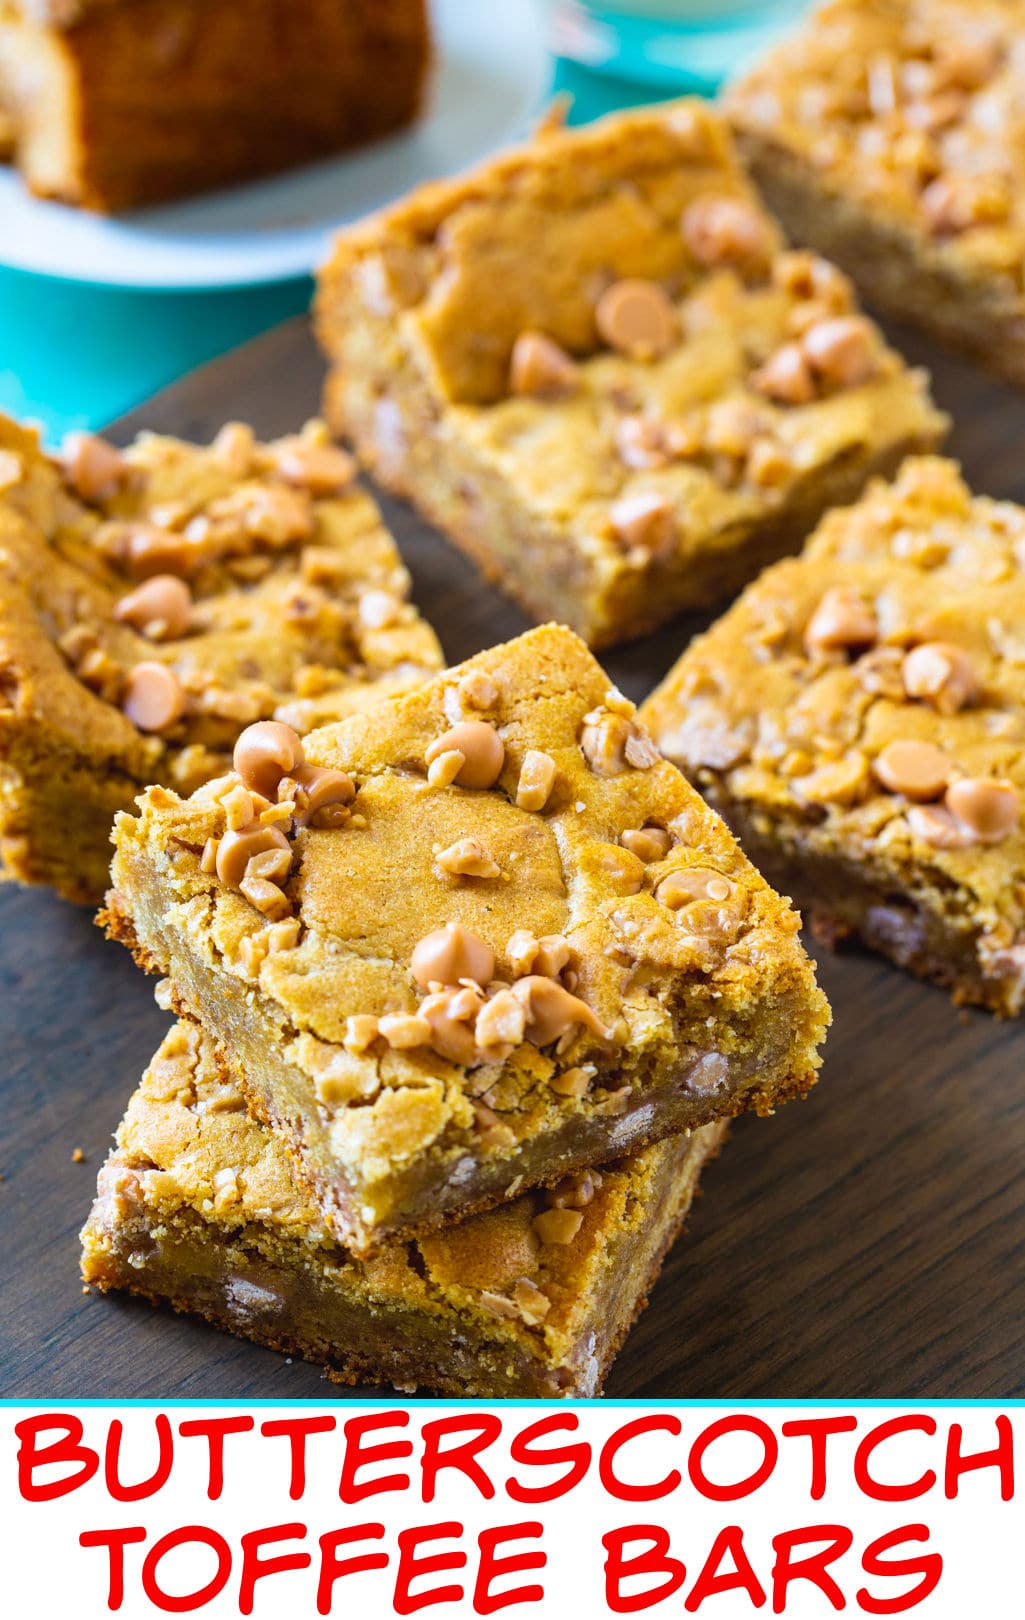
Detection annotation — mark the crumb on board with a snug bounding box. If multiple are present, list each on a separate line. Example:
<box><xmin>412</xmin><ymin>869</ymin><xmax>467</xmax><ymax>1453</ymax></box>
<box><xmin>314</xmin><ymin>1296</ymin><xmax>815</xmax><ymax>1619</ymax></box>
<box><xmin>71</xmin><ymin>1147</ymin><xmax>86</xmax><ymax>1164</ymax></box>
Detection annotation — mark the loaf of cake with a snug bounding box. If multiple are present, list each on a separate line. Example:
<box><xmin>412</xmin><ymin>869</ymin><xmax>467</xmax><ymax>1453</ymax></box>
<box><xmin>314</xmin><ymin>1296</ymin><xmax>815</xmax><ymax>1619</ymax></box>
<box><xmin>0</xmin><ymin>0</ymin><xmax>430</xmax><ymax>211</ymax></box>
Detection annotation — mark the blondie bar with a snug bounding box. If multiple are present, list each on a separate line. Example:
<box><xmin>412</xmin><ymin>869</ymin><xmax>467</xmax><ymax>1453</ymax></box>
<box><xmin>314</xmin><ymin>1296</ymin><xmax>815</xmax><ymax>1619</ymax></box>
<box><xmin>0</xmin><ymin>413</ymin><xmax>441</xmax><ymax>903</ymax></box>
<box><xmin>727</xmin><ymin>0</ymin><xmax>1025</xmax><ymax>388</ymax></box>
<box><xmin>0</xmin><ymin>0</ymin><xmax>429</xmax><ymax>211</ymax></box>
<box><xmin>104</xmin><ymin>624</ymin><xmax>829</xmax><ymax>1253</ymax></box>
<box><xmin>641</xmin><ymin>457</ymin><xmax>1025</xmax><ymax>1014</ymax></box>
<box><xmin>316</xmin><ymin>100</ymin><xmax>946</xmax><ymax>648</ymax></box>
<box><xmin>81</xmin><ymin>1021</ymin><xmax>726</xmax><ymax>1398</ymax></box>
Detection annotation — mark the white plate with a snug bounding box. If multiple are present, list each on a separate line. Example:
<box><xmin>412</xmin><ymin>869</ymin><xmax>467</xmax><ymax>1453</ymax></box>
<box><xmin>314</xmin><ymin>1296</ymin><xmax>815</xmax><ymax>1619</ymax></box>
<box><xmin>0</xmin><ymin>0</ymin><xmax>550</xmax><ymax>290</ymax></box>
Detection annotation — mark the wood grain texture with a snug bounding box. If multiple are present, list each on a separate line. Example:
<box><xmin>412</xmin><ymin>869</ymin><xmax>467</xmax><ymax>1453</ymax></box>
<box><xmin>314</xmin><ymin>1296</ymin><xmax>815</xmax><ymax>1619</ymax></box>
<box><xmin>3</xmin><ymin>315</ymin><xmax>1024</xmax><ymax>1398</ymax></box>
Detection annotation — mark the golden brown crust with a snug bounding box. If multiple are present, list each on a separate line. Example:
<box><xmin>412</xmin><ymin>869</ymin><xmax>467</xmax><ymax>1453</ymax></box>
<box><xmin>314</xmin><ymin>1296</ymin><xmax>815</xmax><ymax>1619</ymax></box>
<box><xmin>642</xmin><ymin>456</ymin><xmax>1025</xmax><ymax>1014</ymax></box>
<box><xmin>316</xmin><ymin>99</ymin><xmax>946</xmax><ymax>647</ymax></box>
<box><xmin>106</xmin><ymin>623</ymin><xmax>829</xmax><ymax>1251</ymax></box>
<box><xmin>0</xmin><ymin>412</ymin><xmax>441</xmax><ymax>903</ymax></box>
<box><xmin>80</xmin><ymin>1020</ymin><xmax>727</xmax><ymax>1396</ymax></box>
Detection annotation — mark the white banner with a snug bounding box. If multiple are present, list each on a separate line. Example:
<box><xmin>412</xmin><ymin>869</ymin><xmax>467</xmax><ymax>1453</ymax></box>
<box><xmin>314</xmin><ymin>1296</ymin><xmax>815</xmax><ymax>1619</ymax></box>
<box><xmin>1</xmin><ymin>1403</ymin><xmax>1019</xmax><ymax>1617</ymax></box>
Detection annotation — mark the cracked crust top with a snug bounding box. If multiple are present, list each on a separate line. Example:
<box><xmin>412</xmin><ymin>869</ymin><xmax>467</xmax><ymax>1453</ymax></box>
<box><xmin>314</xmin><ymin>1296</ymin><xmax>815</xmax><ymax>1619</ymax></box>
<box><xmin>0</xmin><ymin>410</ymin><xmax>441</xmax><ymax>809</ymax></box>
<box><xmin>641</xmin><ymin>457</ymin><xmax>1025</xmax><ymax>980</ymax></box>
<box><xmin>108</xmin><ymin>625</ymin><xmax>828</xmax><ymax>1198</ymax></box>
<box><xmin>315</xmin><ymin>98</ymin><xmax>945</xmax><ymax>647</ymax></box>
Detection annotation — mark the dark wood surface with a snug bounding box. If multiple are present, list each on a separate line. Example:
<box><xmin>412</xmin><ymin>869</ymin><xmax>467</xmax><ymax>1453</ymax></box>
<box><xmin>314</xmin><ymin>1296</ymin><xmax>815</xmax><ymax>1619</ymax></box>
<box><xmin>4</xmin><ymin>315</ymin><xmax>1025</xmax><ymax>1400</ymax></box>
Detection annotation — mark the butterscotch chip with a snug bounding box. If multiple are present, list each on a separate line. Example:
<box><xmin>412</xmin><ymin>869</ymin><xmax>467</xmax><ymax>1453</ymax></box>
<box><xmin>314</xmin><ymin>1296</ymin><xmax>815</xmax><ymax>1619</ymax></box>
<box><xmin>511</xmin><ymin>975</ymin><xmax>610</xmax><ymax>1046</ymax></box>
<box><xmin>114</xmin><ymin>575</ymin><xmax>192</xmax><ymax>641</ymax></box>
<box><xmin>902</xmin><ymin>642</ymin><xmax>977</xmax><ymax>714</ymax></box>
<box><xmin>216</xmin><ymin>822</ymin><xmax>290</xmax><ymax>889</ymax></box>
<box><xmin>621</xmin><ymin>825</ymin><xmax>672</xmax><ymax>862</ymax></box>
<box><xmin>411</xmin><ymin>922</ymin><xmax>495</xmax><ymax>990</ymax></box>
<box><xmin>657</xmin><ymin>866</ymin><xmax>736</xmax><ymax>909</ymax></box>
<box><xmin>804</xmin><ymin>586</ymin><xmax>877</xmax><ymax>654</ymax></box>
<box><xmin>61</xmin><ymin>432</ymin><xmax>127</xmax><ymax>502</ymax></box>
<box><xmin>290</xmin><ymin>763</ymin><xmax>355</xmax><ymax>825</ymax></box>
<box><xmin>234</xmin><ymin>721</ymin><xmax>305</xmax><ymax>798</ymax></box>
<box><xmin>945</xmin><ymin>777</ymin><xmax>1020</xmax><ymax>841</ymax></box>
<box><xmin>516</xmin><ymin>749</ymin><xmax>557</xmax><ymax>812</ymax></box>
<box><xmin>435</xmin><ymin>837</ymin><xmax>501</xmax><ymax>878</ymax></box>
<box><xmin>802</xmin><ymin>315</ymin><xmax>880</xmax><ymax>388</ymax></box>
<box><xmin>425</xmin><ymin>720</ymin><xmax>504</xmax><ymax>789</ymax></box>
<box><xmin>752</xmin><ymin>342</ymin><xmax>816</xmax><ymax>404</ymax></box>
<box><xmin>270</xmin><ymin>439</ymin><xmax>356</xmax><ymax>495</ymax></box>
<box><xmin>873</xmin><ymin>738</ymin><xmax>952</xmax><ymax>800</ymax></box>
<box><xmin>122</xmin><ymin>662</ymin><xmax>184</xmax><ymax>733</ymax></box>
<box><xmin>595</xmin><ymin>278</ymin><xmax>678</xmax><ymax>360</ymax></box>
<box><xmin>509</xmin><ymin>331</ymin><xmax>578</xmax><ymax>398</ymax></box>
<box><xmin>681</xmin><ymin>193</ymin><xmax>773</xmax><ymax>271</ymax></box>
<box><xmin>533</xmin><ymin>1206</ymin><xmax>583</xmax><ymax>1245</ymax></box>
<box><xmin>609</xmin><ymin>491</ymin><xmax>676</xmax><ymax>556</ymax></box>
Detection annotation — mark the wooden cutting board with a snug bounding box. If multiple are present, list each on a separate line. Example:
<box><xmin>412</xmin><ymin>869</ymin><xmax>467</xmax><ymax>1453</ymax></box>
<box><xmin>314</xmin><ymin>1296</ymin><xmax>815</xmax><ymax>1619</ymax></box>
<box><xmin>3</xmin><ymin>315</ymin><xmax>1023</xmax><ymax>1399</ymax></box>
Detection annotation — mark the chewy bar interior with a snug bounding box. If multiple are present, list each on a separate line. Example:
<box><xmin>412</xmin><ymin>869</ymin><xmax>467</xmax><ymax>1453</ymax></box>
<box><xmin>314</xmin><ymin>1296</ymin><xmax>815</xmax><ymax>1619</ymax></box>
<box><xmin>0</xmin><ymin>412</ymin><xmax>442</xmax><ymax>903</ymax></box>
<box><xmin>104</xmin><ymin>624</ymin><xmax>830</xmax><ymax>1254</ymax></box>
<box><xmin>316</xmin><ymin>98</ymin><xmax>947</xmax><ymax>648</ymax></box>
<box><xmin>0</xmin><ymin>0</ymin><xmax>430</xmax><ymax>211</ymax></box>
<box><xmin>641</xmin><ymin>457</ymin><xmax>1025</xmax><ymax>1014</ymax></box>
<box><xmin>726</xmin><ymin>0</ymin><xmax>1025</xmax><ymax>387</ymax></box>
<box><xmin>80</xmin><ymin>1021</ymin><xmax>727</xmax><ymax>1399</ymax></box>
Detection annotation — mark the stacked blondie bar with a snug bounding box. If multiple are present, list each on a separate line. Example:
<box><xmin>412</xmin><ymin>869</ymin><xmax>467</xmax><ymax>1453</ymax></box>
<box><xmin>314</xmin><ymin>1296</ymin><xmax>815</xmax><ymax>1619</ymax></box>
<box><xmin>86</xmin><ymin>621</ymin><xmax>830</xmax><ymax>1395</ymax></box>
